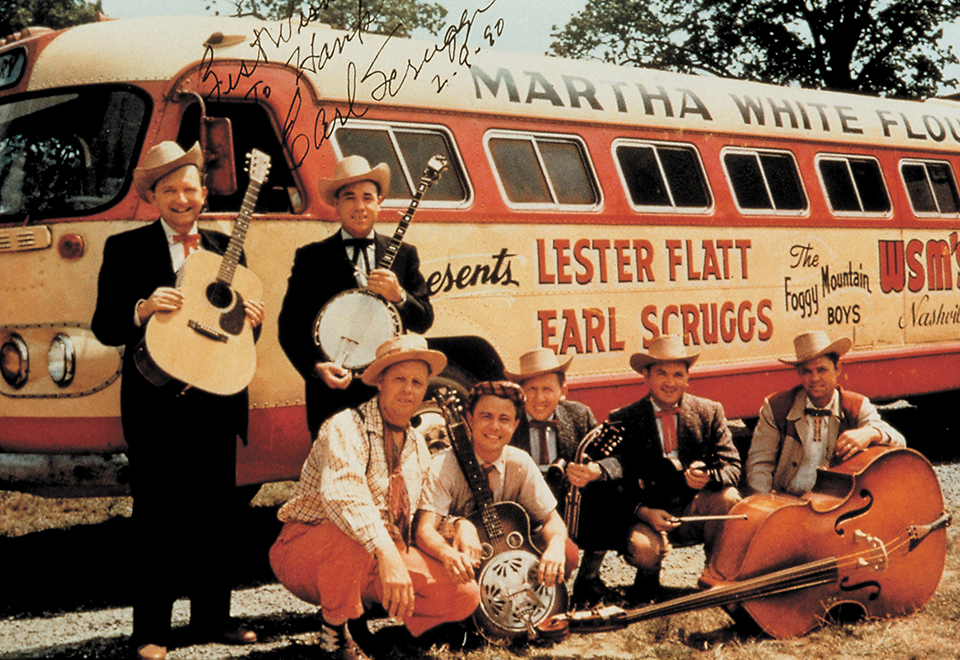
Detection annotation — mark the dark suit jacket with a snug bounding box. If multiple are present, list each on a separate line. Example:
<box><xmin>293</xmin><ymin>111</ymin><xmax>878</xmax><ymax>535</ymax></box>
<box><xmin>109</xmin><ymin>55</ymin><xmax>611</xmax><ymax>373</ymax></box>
<box><xmin>277</xmin><ymin>231</ymin><xmax>434</xmax><ymax>437</ymax></box>
<box><xmin>510</xmin><ymin>398</ymin><xmax>598</xmax><ymax>466</ymax></box>
<box><xmin>608</xmin><ymin>393</ymin><xmax>741</xmax><ymax>515</ymax></box>
<box><xmin>91</xmin><ymin>220</ymin><xmax>251</xmax><ymax>441</ymax></box>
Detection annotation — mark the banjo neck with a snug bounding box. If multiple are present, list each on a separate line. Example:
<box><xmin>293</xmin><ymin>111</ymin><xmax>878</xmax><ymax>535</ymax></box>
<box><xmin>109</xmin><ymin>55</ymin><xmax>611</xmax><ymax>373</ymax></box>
<box><xmin>376</xmin><ymin>154</ymin><xmax>448</xmax><ymax>272</ymax></box>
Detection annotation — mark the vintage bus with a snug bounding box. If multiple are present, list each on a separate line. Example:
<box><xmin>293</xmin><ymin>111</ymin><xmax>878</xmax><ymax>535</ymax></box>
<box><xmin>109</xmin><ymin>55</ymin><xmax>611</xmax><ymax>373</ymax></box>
<box><xmin>1</xmin><ymin>11</ymin><xmax>958</xmax><ymax>494</ymax></box>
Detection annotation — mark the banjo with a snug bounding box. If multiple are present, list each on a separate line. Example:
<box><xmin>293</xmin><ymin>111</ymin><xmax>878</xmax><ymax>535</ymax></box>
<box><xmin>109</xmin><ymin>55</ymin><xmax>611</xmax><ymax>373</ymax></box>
<box><xmin>435</xmin><ymin>389</ymin><xmax>568</xmax><ymax>644</ymax></box>
<box><xmin>312</xmin><ymin>154</ymin><xmax>447</xmax><ymax>370</ymax></box>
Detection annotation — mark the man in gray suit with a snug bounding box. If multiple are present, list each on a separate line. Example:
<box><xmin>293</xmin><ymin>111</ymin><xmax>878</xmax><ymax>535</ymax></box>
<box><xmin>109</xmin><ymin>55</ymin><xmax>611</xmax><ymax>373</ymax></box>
<box><xmin>505</xmin><ymin>349</ymin><xmax>614</xmax><ymax>608</ymax></box>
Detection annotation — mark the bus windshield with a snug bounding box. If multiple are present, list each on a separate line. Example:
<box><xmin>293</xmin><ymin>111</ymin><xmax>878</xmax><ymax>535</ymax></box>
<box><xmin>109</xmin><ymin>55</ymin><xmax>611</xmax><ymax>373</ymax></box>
<box><xmin>0</xmin><ymin>87</ymin><xmax>147</xmax><ymax>223</ymax></box>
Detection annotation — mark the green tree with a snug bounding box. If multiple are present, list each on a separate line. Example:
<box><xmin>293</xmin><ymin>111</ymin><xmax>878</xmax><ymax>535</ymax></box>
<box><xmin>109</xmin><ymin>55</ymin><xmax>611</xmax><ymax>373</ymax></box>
<box><xmin>228</xmin><ymin>0</ymin><xmax>448</xmax><ymax>37</ymax></box>
<box><xmin>1</xmin><ymin>0</ymin><xmax>102</xmax><ymax>35</ymax></box>
<box><xmin>550</xmin><ymin>0</ymin><xmax>960</xmax><ymax>98</ymax></box>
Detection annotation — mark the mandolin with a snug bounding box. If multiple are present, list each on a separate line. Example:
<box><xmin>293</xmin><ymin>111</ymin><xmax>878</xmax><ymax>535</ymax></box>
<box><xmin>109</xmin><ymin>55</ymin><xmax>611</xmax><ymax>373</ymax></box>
<box><xmin>134</xmin><ymin>149</ymin><xmax>270</xmax><ymax>395</ymax></box>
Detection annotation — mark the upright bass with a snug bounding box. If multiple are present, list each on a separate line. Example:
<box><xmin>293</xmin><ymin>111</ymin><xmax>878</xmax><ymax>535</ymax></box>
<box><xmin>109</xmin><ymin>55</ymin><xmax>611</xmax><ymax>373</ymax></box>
<box><xmin>555</xmin><ymin>446</ymin><xmax>951</xmax><ymax>638</ymax></box>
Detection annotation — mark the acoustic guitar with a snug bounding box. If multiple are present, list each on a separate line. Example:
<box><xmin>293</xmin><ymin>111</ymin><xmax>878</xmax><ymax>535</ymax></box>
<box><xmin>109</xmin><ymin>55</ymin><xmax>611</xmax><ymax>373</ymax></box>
<box><xmin>134</xmin><ymin>149</ymin><xmax>271</xmax><ymax>395</ymax></box>
<box><xmin>435</xmin><ymin>389</ymin><xmax>568</xmax><ymax>644</ymax></box>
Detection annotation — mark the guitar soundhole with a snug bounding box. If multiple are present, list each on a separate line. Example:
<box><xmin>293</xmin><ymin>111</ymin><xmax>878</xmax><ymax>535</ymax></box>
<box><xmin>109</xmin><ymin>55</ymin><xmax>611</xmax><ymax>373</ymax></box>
<box><xmin>506</xmin><ymin>531</ymin><xmax>523</xmax><ymax>549</ymax></box>
<box><xmin>206</xmin><ymin>281</ymin><xmax>234</xmax><ymax>309</ymax></box>
<box><xmin>480</xmin><ymin>542</ymin><xmax>494</xmax><ymax>560</ymax></box>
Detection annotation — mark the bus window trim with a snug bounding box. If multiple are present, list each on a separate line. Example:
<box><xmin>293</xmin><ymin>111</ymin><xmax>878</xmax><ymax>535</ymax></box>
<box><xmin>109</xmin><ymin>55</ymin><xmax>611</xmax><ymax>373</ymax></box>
<box><xmin>483</xmin><ymin>129</ymin><xmax>603</xmax><ymax>212</ymax></box>
<box><xmin>611</xmin><ymin>137</ymin><xmax>714</xmax><ymax>216</ymax></box>
<box><xmin>899</xmin><ymin>157</ymin><xmax>960</xmax><ymax>219</ymax></box>
<box><xmin>720</xmin><ymin>146</ymin><xmax>809</xmax><ymax>217</ymax></box>
<box><xmin>814</xmin><ymin>152</ymin><xmax>894</xmax><ymax>219</ymax></box>
<box><xmin>330</xmin><ymin>119</ymin><xmax>473</xmax><ymax>211</ymax></box>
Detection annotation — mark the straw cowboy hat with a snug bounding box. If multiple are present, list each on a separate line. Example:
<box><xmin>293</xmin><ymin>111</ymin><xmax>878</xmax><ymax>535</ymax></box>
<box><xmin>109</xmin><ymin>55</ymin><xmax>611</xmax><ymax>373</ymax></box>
<box><xmin>361</xmin><ymin>334</ymin><xmax>447</xmax><ymax>386</ymax></box>
<box><xmin>132</xmin><ymin>141</ymin><xmax>204</xmax><ymax>202</ymax></box>
<box><xmin>629</xmin><ymin>334</ymin><xmax>700</xmax><ymax>373</ymax></box>
<box><xmin>779</xmin><ymin>330</ymin><xmax>852</xmax><ymax>366</ymax></box>
<box><xmin>318</xmin><ymin>155</ymin><xmax>391</xmax><ymax>207</ymax></box>
<box><xmin>504</xmin><ymin>348</ymin><xmax>574</xmax><ymax>383</ymax></box>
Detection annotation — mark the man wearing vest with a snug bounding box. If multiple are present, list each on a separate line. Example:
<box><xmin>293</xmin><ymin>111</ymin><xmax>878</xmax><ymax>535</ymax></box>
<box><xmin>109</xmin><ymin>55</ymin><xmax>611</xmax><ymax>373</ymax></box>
<box><xmin>746</xmin><ymin>330</ymin><xmax>906</xmax><ymax>496</ymax></box>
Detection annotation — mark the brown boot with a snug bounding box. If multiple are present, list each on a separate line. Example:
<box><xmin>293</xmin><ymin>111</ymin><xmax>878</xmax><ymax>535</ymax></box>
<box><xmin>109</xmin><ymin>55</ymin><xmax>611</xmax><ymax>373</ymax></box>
<box><xmin>319</xmin><ymin>620</ymin><xmax>371</xmax><ymax>660</ymax></box>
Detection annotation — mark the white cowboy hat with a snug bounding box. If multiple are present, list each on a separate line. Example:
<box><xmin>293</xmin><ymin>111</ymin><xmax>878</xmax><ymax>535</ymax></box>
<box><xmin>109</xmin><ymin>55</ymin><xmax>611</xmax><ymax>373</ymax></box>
<box><xmin>361</xmin><ymin>334</ymin><xmax>447</xmax><ymax>386</ymax></box>
<box><xmin>133</xmin><ymin>141</ymin><xmax>204</xmax><ymax>202</ymax></box>
<box><xmin>629</xmin><ymin>334</ymin><xmax>700</xmax><ymax>372</ymax></box>
<box><xmin>504</xmin><ymin>348</ymin><xmax>574</xmax><ymax>383</ymax></box>
<box><xmin>778</xmin><ymin>330</ymin><xmax>852</xmax><ymax>366</ymax></box>
<box><xmin>318</xmin><ymin>155</ymin><xmax>391</xmax><ymax>207</ymax></box>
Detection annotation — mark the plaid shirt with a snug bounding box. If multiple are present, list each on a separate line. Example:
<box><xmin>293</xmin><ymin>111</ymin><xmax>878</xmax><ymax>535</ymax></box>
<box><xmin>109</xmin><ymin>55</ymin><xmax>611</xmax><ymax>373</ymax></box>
<box><xmin>277</xmin><ymin>397</ymin><xmax>432</xmax><ymax>554</ymax></box>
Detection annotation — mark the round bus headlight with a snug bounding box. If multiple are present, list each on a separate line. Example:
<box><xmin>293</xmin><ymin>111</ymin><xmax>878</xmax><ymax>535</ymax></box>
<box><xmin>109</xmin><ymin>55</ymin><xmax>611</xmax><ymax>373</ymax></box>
<box><xmin>47</xmin><ymin>333</ymin><xmax>76</xmax><ymax>387</ymax></box>
<box><xmin>1</xmin><ymin>334</ymin><xmax>29</xmax><ymax>388</ymax></box>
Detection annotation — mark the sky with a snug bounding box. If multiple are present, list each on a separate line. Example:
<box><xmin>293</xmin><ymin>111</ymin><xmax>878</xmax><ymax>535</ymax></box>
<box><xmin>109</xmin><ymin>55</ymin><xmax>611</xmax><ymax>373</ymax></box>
<box><xmin>99</xmin><ymin>0</ymin><xmax>960</xmax><ymax>93</ymax></box>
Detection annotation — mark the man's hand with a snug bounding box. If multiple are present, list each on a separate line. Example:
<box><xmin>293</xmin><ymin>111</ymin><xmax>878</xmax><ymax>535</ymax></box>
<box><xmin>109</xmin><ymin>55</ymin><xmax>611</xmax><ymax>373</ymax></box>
<box><xmin>537</xmin><ymin>543</ymin><xmax>566</xmax><ymax>588</ymax></box>
<box><xmin>684</xmin><ymin>461</ymin><xmax>710</xmax><ymax>490</ymax></box>
<box><xmin>637</xmin><ymin>506</ymin><xmax>680</xmax><ymax>534</ymax></box>
<box><xmin>315</xmin><ymin>362</ymin><xmax>352</xmax><ymax>389</ymax></box>
<box><xmin>834</xmin><ymin>426</ymin><xmax>880</xmax><ymax>462</ymax></box>
<box><xmin>566</xmin><ymin>461</ymin><xmax>602</xmax><ymax>488</ymax></box>
<box><xmin>243</xmin><ymin>299</ymin><xmax>265</xmax><ymax>328</ymax></box>
<box><xmin>137</xmin><ymin>287</ymin><xmax>183</xmax><ymax>322</ymax></box>
<box><xmin>366</xmin><ymin>268</ymin><xmax>403</xmax><ymax>303</ymax></box>
<box><xmin>375</xmin><ymin>545</ymin><xmax>415</xmax><ymax>622</ymax></box>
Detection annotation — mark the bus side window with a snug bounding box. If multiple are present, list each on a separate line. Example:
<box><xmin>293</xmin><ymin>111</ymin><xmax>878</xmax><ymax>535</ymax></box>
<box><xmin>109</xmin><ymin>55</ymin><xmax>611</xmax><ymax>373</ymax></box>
<box><xmin>723</xmin><ymin>149</ymin><xmax>807</xmax><ymax>213</ymax></box>
<box><xmin>817</xmin><ymin>155</ymin><xmax>890</xmax><ymax>215</ymax></box>
<box><xmin>615</xmin><ymin>141</ymin><xmax>711</xmax><ymax>211</ymax></box>
<box><xmin>177</xmin><ymin>102</ymin><xmax>300</xmax><ymax>214</ymax></box>
<box><xmin>486</xmin><ymin>131</ymin><xmax>599</xmax><ymax>209</ymax></box>
<box><xmin>332</xmin><ymin>123</ymin><xmax>468</xmax><ymax>204</ymax></box>
<box><xmin>901</xmin><ymin>160</ymin><xmax>960</xmax><ymax>216</ymax></box>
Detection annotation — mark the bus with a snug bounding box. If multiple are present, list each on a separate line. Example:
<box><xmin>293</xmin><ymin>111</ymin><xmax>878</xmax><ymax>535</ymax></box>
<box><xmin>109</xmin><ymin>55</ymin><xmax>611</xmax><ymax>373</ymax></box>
<box><xmin>1</xmin><ymin>11</ymin><xmax>958</xmax><ymax>495</ymax></box>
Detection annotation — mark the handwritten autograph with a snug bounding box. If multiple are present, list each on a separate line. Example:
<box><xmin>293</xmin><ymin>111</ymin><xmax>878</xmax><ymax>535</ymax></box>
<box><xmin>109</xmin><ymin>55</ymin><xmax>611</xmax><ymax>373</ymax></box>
<box><xmin>198</xmin><ymin>0</ymin><xmax>504</xmax><ymax>169</ymax></box>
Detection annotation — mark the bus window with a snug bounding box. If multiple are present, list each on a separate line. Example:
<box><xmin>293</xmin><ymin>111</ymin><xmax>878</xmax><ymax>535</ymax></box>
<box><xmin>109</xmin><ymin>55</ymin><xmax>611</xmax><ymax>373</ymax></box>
<box><xmin>332</xmin><ymin>122</ymin><xmax>468</xmax><ymax>205</ymax></box>
<box><xmin>486</xmin><ymin>131</ymin><xmax>600</xmax><ymax>209</ymax></box>
<box><xmin>722</xmin><ymin>148</ymin><xmax>806</xmax><ymax>213</ymax></box>
<box><xmin>817</xmin><ymin>155</ymin><xmax>891</xmax><ymax>215</ymax></box>
<box><xmin>614</xmin><ymin>140</ymin><xmax>711</xmax><ymax>212</ymax></box>
<box><xmin>0</xmin><ymin>87</ymin><xmax>147</xmax><ymax>222</ymax></box>
<box><xmin>178</xmin><ymin>102</ymin><xmax>300</xmax><ymax>214</ymax></box>
<box><xmin>901</xmin><ymin>160</ymin><xmax>960</xmax><ymax>216</ymax></box>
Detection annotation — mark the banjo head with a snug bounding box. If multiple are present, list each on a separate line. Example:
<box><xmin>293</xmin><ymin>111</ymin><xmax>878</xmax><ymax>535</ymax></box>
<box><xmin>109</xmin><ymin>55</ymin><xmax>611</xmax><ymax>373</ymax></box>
<box><xmin>475</xmin><ymin>549</ymin><xmax>566</xmax><ymax>640</ymax></box>
<box><xmin>313</xmin><ymin>290</ymin><xmax>402</xmax><ymax>370</ymax></box>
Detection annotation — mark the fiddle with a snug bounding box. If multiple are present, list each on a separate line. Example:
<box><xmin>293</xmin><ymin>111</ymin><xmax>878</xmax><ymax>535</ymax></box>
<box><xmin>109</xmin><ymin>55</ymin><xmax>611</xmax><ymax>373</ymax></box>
<box><xmin>553</xmin><ymin>446</ymin><xmax>951</xmax><ymax>638</ymax></box>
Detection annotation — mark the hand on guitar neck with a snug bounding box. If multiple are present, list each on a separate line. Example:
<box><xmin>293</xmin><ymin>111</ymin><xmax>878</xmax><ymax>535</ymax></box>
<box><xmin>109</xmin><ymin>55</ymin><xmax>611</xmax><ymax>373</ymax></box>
<box><xmin>365</xmin><ymin>267</ymin><xmax>404</xmax><ymax>304</ymax></box>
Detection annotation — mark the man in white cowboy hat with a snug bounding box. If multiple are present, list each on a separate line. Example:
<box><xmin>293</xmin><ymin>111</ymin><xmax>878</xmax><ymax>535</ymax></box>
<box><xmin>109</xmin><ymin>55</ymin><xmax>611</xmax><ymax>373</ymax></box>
<box><xmin>746</xmin><ymin>330</ymin><xmax>905</xmax><ymax>497</ymax></box>
<box><xmin>92</xmin><ymin>141</ymin><xmax>264</xmax><ymax>660</ymax></box>
<box><xmin>504</xmin><ymin>348</ymin><xmax>615</xmax><ymax>607</ymax></box>
<box><xmin>603</xmin><ymin>334</ymin><xmax>742</xmax><ymax>605</ymax></box>
<box><xmin>278</xmin><ymin>155</ymin><xmax>434</xmax><ymax>438</ymax></box>
<box><xmin>270</xmin><ymin>334</ymin><xmax>479</xmax><ymax>660</ymax></box>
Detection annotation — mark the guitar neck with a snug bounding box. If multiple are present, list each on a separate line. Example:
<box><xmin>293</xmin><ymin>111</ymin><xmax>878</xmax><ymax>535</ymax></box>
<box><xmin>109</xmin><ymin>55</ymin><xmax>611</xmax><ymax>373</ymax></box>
<box><xmin>377</xmin><ymin>161</ymin><xmax>444</xmax><ymax>271</ymax></box>
<box><xmin>217</xmin><ymin>178</ymin><xmax>261</xmax><ymax>286</ymax></box>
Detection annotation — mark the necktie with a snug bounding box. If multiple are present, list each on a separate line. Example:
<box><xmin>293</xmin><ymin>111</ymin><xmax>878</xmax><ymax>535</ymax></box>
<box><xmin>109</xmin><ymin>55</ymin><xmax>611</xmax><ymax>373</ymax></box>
<box><xmin>344</xmin><ymin>237</ymin><xmax>374</xmax><ymax>274</ymax></box>
<box><xmin>805</xmin><ymin>408</ymin><xmax>829</xmax><ymax>442</ymax></box>
<box><xmin>655</xmin><ymin>407</ymin><xmax>680</xmax><ymax>455</ymax></box>
<box><xmin>530</xmin><ymin>419</ymin><xmax>558</xmax><ymax>465</ymax></box>
<box><xmin>172</xmin><ymin>233</ymin><xmax>201</xmax><ymax>257</ymax></box>
<box><xmin>384</xmin><ymin>427</ymin><xmax>410</xmax><ymax>545</ymax></box>
<box><xmin>480</xmin><ymin>463</ymin><xmax>497</xmax><ymax>495</ymax></box>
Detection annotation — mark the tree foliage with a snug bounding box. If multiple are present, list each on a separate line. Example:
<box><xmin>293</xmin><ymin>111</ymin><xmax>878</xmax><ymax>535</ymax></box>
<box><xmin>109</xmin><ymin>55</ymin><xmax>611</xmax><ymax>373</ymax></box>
<box><xmin>227</xmin><ymin>0</ymin><xmax>448</xmax><ymax>37</ymax></box>
<box><xmin>550</xmin><ymin>0</ymin><xmax>960</xmax><ymax>98</ymax></box>
<box><xmin>1</xmin><ymin>0</ymin><xmax>102</xmax><ymax>36</ymax></box>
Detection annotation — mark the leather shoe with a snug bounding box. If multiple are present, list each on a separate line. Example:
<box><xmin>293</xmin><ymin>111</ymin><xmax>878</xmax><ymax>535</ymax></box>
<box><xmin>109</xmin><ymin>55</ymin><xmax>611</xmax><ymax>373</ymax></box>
<box><xmin>136</xmin><ymin>644</ymin><xmax>167</xmax><ymax>660</ymax></box>
<box><xmin>220</xmin><ymin>626</ymin><xmax>257</xmax><ymax>645</ymax></box>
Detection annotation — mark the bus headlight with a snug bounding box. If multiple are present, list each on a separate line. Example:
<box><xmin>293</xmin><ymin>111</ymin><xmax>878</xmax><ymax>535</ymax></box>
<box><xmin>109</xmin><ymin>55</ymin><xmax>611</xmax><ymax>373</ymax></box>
<box><xmin>47</xmin><ymin>333</ymin><xmax>76</xmax><ymax>387</ymax></box>
<box><xmin>1</xmin><ymin>334</ymin><xmax>29</xmax><ymax>388</ymax></box>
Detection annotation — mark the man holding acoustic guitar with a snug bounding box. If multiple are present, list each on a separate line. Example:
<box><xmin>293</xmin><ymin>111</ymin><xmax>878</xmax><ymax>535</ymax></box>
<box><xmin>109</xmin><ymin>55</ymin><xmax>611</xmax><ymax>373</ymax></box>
<box><xmin>277</xmin><ymin>156</ymin><xmax>435</xmax><ymax>439</ymax></box>
<box><xmin>91</xmin><ymin>142</ymin><xmax>264</xmax><ymax>660</ymax></box>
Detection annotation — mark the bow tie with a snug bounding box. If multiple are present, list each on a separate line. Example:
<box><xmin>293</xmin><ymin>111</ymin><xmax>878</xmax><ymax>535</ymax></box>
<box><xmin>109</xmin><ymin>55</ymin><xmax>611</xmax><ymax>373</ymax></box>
<box><xmin>344</xmin><ymin>237</ymin><xmax>374</xmax><ymax>273</ymax></box>
<box><xmin>343</xmin><ymin>237</ymin><xmax>374</xmax><ymax>248</ymax></box>
<box><xmin>172</xmin><ymin>233</ymin><xmax>201</xmax><ymax>256</ymax></box>
<box><xmin>805</xmin><ymin>408</ymin><xmax>831</xmax><ymax>417</ymax></box>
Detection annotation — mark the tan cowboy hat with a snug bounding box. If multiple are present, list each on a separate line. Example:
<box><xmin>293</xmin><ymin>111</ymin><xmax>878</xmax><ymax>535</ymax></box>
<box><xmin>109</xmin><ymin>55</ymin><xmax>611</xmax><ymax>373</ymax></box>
<box><xmin>779</xmin><ymin>330</ymin><xmax>852</xmax><ymax>366</ymax></box>
<box><xmin>318</xmin><ymin>155</ymin><xmax>391</xmax><ymax>207</ymax></box>
<box><xmin>504</xmin><ymin>348</ymin><xmax>574</xmax><ymax>382</ymax></box>
<box><xmin>629</xmin><ymin>334</ymin><xmax>700</xmax><ymax>372</ymax></box>
<box><xmin>361</xmin><ymin>333</ymin><xmax>447</xmax><ymax>386</ymax></box>
<box><xmin>133</xmin><ymin>141</ymin><xmax>204</xmax><ymax>202</ymax></box>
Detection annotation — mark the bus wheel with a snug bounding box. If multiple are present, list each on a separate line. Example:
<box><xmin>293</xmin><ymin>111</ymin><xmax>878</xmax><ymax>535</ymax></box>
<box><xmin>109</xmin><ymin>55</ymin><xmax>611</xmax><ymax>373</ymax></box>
<box><xmin>414</xmin><ymin>363</ymin><xmax>477</xmax><ymax>453</ymax></box>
